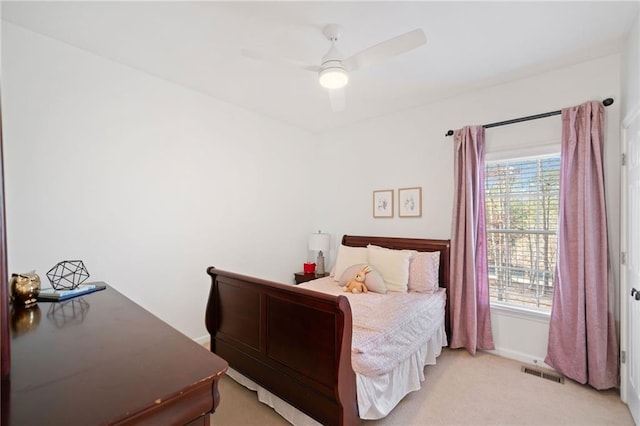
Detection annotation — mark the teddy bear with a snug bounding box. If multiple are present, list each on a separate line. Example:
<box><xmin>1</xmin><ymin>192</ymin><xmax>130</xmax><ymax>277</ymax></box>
<box><xmin>344</xmin><ymin>264</ymin><xmax>371</xmax><ymax>294</ymax></box>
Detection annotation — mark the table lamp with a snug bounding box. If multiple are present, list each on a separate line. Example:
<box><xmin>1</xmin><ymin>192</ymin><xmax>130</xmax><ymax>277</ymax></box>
<box><xmin>308</xmin><ymin>231</ymin><xmax>331</xmax><ymax>275</ymax></box>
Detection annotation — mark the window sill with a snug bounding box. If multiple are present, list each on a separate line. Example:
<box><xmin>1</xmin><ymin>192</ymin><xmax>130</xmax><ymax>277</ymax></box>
<box><xmin>490</xmin><ymin>302</ymin><xmax>551</xmax><ymax>323</ymax></box>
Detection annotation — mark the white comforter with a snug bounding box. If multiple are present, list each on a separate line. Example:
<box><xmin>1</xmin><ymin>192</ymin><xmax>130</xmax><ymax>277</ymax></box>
<box><xmin>300</xmin><ymin>277</ymin><xmax>446</xmax><ymax>376</ymax></box>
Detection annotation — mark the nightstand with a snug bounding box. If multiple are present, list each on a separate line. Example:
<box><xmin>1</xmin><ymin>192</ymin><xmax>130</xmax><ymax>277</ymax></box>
<box><xmin>294</xmin><ymin>272</ymin><xmax>329</xmax><ymax>285</ymax></box>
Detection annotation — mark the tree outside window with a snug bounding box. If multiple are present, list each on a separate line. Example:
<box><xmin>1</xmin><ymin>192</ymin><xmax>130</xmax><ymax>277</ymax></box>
<box><xmin>485</xmin><ymin>156</ymin><xmax>560</xmax><ymax>311</ymax></box>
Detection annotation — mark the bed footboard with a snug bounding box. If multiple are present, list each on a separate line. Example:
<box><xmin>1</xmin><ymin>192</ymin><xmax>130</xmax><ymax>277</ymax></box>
<box><xmin>206</xmin><ymin>267</ymin><xmax>358</xmax><ymax>426</ymax></box>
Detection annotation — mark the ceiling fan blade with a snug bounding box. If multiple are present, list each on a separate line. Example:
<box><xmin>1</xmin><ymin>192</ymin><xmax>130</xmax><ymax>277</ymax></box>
<box><xmin>328</xmin><ymin>87</ymin><xmax>346</xmax><ymax>112</ymax></box>
<box><xmin>241</xmin><ymin>48</ymin><xmax>320</xmax><ymax>72</ymax></box>
<box><xmin>342</xmin><ymin>29</ymin><xmax>426</xmax><ymax>72</ymax></box>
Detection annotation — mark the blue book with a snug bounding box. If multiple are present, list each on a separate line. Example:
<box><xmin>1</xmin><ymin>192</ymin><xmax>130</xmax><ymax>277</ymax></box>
<box><xmin>37</xmin><ymin>282</ymin><xmax>107</xmax><ymax>302</ymax></box>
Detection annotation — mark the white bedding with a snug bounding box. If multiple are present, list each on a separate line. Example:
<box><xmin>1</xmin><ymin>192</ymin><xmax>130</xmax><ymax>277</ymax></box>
<box><xmin>300</xmin><ymin>277</ymin><xmax>446</xmax><ymax>376</ymax></box>
<box><xmin>226</xmin><ymin>276</ymin><xmax>448</xmax><ymax>422</ymax></box>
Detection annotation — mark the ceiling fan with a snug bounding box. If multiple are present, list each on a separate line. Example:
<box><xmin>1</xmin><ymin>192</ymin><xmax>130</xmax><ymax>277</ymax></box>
<box><xmin>241</xmin><ymin>24</ymin><xmax>427</xmax><ymax>112</ymax></box>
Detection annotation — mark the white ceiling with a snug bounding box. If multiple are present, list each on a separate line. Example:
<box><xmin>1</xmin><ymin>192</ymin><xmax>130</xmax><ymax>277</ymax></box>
<box><xmin>2</xmin><ymin>1</ymin><xmax>638</xmax><ymax>133</ymax></box>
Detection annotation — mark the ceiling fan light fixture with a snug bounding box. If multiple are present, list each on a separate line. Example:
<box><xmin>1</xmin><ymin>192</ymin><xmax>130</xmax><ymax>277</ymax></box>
<box><xmin>319</xmin><ymin>67</ymin><xmax>348</xmax><ymax>89</ymax></box>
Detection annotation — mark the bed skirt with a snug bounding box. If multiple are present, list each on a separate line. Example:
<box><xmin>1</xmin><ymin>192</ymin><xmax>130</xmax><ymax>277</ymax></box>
<box><xmin>225</xmin><ymin>322</ymin><xmax>447</xmax><ymax>424</ymax></box>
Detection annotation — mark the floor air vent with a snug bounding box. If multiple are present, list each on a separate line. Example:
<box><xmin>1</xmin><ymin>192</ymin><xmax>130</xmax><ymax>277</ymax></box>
<box><xmin>521</xmin><ymin>366</ymin><xmax>565</xmax><ymax>384</ymax></box>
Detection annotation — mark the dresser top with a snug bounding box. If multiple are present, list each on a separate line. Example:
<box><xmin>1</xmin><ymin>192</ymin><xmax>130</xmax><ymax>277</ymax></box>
<box><xmin>4</xmin><ymin>286</ymin><xmax>227</xmax><ymax>425</ymax></box>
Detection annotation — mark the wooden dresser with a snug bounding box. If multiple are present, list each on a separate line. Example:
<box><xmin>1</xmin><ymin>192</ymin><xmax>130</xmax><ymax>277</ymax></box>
<box><xmin>2</xmin><ymin>285</ymin><xmax>227</xmax><ymax>425</ymax></box>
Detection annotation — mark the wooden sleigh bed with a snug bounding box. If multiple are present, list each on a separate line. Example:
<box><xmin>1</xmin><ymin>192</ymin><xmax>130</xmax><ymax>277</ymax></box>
<box><xmin>205</xmin><ymin>235</ymin><xmax>451</xmax><ymax>425</ymax></box>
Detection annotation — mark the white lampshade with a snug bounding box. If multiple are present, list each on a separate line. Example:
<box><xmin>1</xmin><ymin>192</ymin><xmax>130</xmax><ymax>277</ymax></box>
<box><xmin>308</xmin><ymin>232</ymin><xmax>330</xmax><ymax>253</ymax></box>
<box><xmin>318</xmin><ymin>68</ymin><xmax>348</xmax><ymax>89</ymax></box>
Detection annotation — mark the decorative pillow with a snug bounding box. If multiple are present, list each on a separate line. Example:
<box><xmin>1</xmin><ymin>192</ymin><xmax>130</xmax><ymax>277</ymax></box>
<box><xmin>366</xmin><ymin>245</ymin><xmax>417</xmax><ymax>292</ymax></box>
<box><xmin>332</xmin><ymin>245</ymin><xmax>369</xmax><ymax>282</ymax></box>
<box><xmin>408</xmin><ymin>251</ymin><xmax>441</xmax><ymax>293</ymax></box>
<box><xmin>338</xmin><ymin>264</ymin><xmax>387</xmax><ymax>294</ymax></box>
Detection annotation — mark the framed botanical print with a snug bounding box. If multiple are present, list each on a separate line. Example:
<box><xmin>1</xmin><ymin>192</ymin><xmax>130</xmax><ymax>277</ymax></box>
<box><xmin>373</xmin><ymin>190</ymin><xmax>394</xmax><ymax>218</ymax></box>
<box><xmin>398</xmin><ymin>187</ymin><xmax>422</xmax><ymax>217</ymax></box>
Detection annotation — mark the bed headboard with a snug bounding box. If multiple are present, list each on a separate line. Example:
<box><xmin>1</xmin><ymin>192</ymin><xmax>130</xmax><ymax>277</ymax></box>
<box><xmin>341</xmin><ymin>235</ymin><xmax>451</xmax><ymax>336</ymax></box>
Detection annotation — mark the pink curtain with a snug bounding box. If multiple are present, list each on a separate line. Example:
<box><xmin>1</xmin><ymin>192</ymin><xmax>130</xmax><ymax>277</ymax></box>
<box><xmin>450</xmin><ymin>126</ymin><xmax>495</xmax><ymax>354</ymax></box>
<box><xmin>545</xmin><ymin>101</ymin><xmax>619</xmax><ymax>390</ymax></box>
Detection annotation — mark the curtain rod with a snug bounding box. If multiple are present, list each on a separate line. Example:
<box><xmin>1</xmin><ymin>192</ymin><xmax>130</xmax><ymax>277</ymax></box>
<box><xmin>444</xmin><ymin>98</ymin><xmax>614</xmax><ymax>137</ymax></box>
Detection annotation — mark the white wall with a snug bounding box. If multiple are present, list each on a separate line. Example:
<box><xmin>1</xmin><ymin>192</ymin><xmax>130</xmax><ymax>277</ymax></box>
<box><xmin>622</xmin><ymin>11</ymin><xmax>640</xmax><ymax>119</ymax></box>
<box><xmin>2</xmin><ymin>19</ymin><xmax>626</xmax><ymax>365</ymax></box>
<box><xmin>1</xmin><ymin>22</ymin><xmax>315</xmax><ymax>341</ymax></box>
<box><xmin>316</xmin><ymin>54</ymin><xmax>622</xmax><ymax>366</ymax></box>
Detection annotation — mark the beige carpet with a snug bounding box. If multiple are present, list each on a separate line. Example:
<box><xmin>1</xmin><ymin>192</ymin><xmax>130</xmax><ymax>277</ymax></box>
<box><xmin>211</xmin><ymin>348</ymin><xmax>634</xmax><ymax>426</ymax></box>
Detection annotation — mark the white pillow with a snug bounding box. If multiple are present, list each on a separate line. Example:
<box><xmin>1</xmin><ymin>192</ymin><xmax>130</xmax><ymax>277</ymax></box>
<box><xmin>332</xmin><ymin>245</ymin><xmax>369</xmax><ymax>282</ymax></box>
<box><xmin>408</xmin><ymin>251</ymin><xmax>441</xmax><ymax>293</ymax></box>
<box><xmin>366</xmin><ymin>245</ymin><xmax>417</xmax><ymax>292</ymax></box>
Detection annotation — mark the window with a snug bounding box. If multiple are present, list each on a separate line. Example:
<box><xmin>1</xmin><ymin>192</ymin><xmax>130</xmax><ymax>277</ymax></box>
<box><xmin>485</xmin><ymin>155</ymin><xmax>560</xmax><ymax>311</ymax></box>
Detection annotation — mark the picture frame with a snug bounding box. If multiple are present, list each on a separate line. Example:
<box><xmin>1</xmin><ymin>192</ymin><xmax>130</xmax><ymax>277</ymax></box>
<box><xmin>373</xmin><ymin>190</ymin><xmax>394</xmax><ymax>218</ymax></box>
<box><xmin>398</xmin><ymin>187</ymin><xmax>422</xmax><ymax>218</ymax></box>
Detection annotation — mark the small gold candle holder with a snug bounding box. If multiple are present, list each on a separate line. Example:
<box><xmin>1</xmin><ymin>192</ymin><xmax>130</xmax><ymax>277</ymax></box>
<box><xmin>9</xmin><ymin>271</ymin><xmax>41</xmax><ymax>308</ymax></box>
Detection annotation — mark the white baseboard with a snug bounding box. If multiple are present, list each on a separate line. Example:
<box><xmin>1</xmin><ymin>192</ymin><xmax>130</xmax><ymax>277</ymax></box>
<box><xmin>486</xmin><ymin>347</ymin><xmax>554</xmax><ymax>371</ymax></box>
<box><xmin>194</xmin><ymin>334</ymin><xmax>210</xmax><ymax>346</ymax></box>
